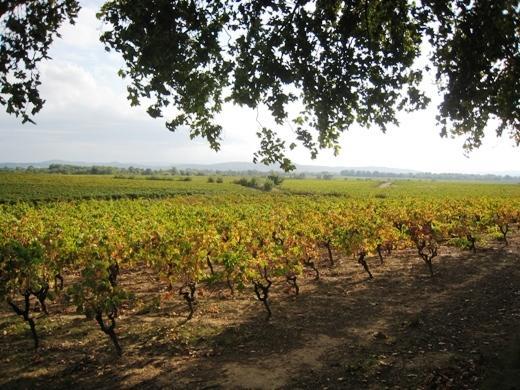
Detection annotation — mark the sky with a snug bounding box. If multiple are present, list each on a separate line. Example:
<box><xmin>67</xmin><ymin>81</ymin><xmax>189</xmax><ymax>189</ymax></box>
<box><xmin>1</xmin><ymin>2</ymin><xmax>519</xmax><ymax>174</ymax></box>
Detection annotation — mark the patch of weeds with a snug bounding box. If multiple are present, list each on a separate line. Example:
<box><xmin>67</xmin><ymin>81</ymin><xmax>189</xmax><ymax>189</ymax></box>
<box><xmin>135</xmin><ymin>296</ymin><xmax>162</xmax><ymax>315</ymax></box>
<box><xmin>175</xmin><ymin>322</ymin><xmax>221</xmax><ymax>346</ymax></box>
<box><xmin>1</xmin><ymin>315</ymin><xmax>28</xmax><ymax>337</ymax></box>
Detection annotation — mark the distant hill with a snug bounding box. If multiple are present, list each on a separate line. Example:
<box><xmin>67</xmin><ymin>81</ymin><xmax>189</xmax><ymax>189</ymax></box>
<box><xmin>0</xmin><ymin>160</ymin><xmax>164</xmax><ymax>170</ymax></box>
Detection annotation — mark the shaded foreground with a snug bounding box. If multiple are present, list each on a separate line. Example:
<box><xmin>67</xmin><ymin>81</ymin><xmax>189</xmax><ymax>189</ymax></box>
<box><xmin>1</xmin><ymin>235</ymin><xmax>520</xmax><ymax>389</ymax></box>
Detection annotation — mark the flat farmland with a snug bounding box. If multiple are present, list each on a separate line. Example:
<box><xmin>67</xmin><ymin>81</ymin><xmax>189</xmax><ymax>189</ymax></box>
<box><xmin>0</xmin><ymin>173</ymin><xmax>250</xmax><ymax>202</ymax></box>
<box><xmin>1</xmin><ymin>172</ymin><xmax>520</xmax><ymax>202</ymax></box>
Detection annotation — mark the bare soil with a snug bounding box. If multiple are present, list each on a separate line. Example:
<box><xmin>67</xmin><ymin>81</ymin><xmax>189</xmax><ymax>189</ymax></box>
<box><xmin>1</xmin><ymin>234</ymin><xmax>520</xmax><ymax>389</ymax></box>
<box><xmin>377</xmin><ymin>181</ymin><xmax>393</xmax><ymax>189</ymax></box>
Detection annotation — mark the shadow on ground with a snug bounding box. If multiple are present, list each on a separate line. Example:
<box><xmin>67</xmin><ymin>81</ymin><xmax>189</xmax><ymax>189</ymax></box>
<box><xmin>1</xmin><ymin>239</ymin><xmax>520</xmax><ymax>389</ymax></box>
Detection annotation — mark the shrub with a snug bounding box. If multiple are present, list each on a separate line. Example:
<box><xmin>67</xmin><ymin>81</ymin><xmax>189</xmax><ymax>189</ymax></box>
<box><xmin>234</xmin><ymin>177</ymin><xmax>249</xmax><ymax>186</ymax></box>
<box><xmin>233</xmin><ymin>177</ymin><xmax>261</xmax><ymax>189</ymax></box>
<box><xmin>267</xmin><ymin>174</ymin><xmax>284</xmax><ymax>185</ymax></box>
<box><xmin>263</xmin><ymin>179</ymin><xmax>274</xmax><ymax>192</ymax></box>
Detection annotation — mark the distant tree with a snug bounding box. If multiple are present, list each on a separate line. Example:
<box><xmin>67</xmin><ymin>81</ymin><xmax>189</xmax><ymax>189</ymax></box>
<box><xmin>267</xmin><ymin>174</ymin><xmax>284</xmax><ymax>186</ymax></box>
<box><xmin>1</xmin><ymin>1</ymin><xmax>518</xmax><ymax>170</ymax></box>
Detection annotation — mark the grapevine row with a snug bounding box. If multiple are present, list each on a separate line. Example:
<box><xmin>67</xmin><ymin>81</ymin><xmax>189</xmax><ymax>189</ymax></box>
<box><xmin>0</xmin><ymin>195</ymin><xmax>518</xmax><ymax>354</ymax></box>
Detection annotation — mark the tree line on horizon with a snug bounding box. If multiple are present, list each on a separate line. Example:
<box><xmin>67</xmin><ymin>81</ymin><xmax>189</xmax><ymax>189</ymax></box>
<box><xmin>0</xmin><ymin>164</ymin><xmax>518</xmax><ymax>182</ymax></box>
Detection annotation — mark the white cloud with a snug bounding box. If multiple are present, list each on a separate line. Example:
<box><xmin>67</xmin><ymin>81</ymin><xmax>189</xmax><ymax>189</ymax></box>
<box><xmin>58</xmin><ymin>6</ymin><xmax>102</xmax><ymax>49</ymax></box>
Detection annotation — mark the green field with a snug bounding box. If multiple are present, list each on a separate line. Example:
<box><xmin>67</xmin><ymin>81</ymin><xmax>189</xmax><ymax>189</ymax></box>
<box><xmin>0</xmin><ymin>173</ymin><xmax>251</xmax><ymax>202</ymax></box>
<box><xmin>281</xmin><ymin>178</ymin><xmax>520</xmax><ymax>197</ymax></box>
<box><xmin>1</xmin><ymin>172</ymin><xmax>519</xmax><ymax>202</ymax></box>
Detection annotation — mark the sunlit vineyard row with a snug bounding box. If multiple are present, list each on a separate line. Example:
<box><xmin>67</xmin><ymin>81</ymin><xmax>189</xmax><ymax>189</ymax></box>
<box><xmin>1</xmin><ymin>194</ymin><xmax>518</xmax><ymax>355</ymax></box>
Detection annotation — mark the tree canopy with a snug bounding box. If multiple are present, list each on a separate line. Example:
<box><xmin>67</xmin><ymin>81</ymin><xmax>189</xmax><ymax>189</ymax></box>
<box><xmin>0</xmin><ymin>0</ymin><xmax>79</xmax><ymax>123</ymax></box>
<box><xmin>1</xmin><ymin>0</ymin><xmax>518</xmax><ymax>170</ymax></box>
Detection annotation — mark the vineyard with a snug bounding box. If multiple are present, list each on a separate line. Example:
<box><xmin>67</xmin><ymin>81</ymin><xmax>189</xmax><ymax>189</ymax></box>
<box><xmin>0</xmin><ymin>173</ymin><xmax>249</xmax><ymax>202</ymax></box>
<box><xmin>1</xmin><ymin>176</ymin><xmax>520</xmax><ymax>388</ymax></box>
<box><xmin>2</xmin><ymin>172</ymin><xmax>520</xmax><ymax>202</ymax></box>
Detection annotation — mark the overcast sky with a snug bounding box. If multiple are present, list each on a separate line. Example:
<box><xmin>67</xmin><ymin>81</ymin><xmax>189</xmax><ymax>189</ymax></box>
<box><xmin>1</xmin><ymin>2</ymin><xmax>518</xmax><ymax>174</ymax></box>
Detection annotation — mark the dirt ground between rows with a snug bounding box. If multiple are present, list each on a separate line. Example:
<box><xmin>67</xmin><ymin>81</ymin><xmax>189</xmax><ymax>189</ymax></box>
<box><xmin>1</xmin><ymin>233</ymin><xmax>520</xmax><ymax>389</ymax></box>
